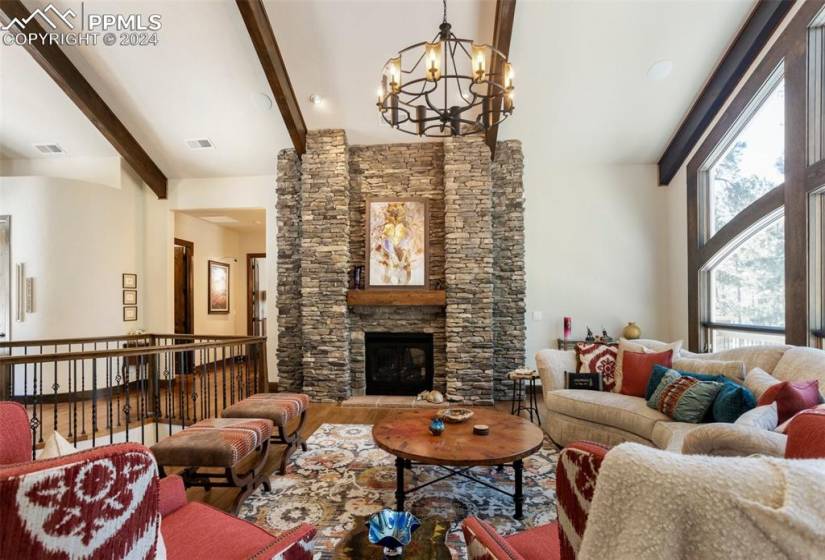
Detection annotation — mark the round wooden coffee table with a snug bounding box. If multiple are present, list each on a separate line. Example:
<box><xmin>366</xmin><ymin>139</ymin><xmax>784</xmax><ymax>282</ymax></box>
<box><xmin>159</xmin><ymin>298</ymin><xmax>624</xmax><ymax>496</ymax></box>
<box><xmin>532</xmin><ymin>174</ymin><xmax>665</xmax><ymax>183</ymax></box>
<box><xmin>372</xmin><ymin>408</ymin><xmax>544</xmax><ymax>519</ymax></box>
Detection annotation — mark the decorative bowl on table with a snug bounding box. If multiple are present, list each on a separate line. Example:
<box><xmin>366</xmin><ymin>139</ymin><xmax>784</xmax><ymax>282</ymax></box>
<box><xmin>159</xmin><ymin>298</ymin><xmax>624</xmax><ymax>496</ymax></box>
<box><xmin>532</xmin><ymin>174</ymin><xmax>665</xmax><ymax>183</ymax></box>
<box><xmin>367</xmin><ymin>509</ymin><xmax>421</xmax><ymax>558</ymax></box>
<box><xmin>437</xmin><ymin>408</ymin><xmax>474</xmax><ymax>423</ymax></box>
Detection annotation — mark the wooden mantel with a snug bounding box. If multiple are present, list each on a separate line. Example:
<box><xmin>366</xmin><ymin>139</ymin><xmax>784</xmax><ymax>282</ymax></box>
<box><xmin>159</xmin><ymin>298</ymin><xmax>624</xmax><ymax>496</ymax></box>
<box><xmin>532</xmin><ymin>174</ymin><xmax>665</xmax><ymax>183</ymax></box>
<box><xmin>346</xmin><ymin>289</ymin><xmax>446</xmax><ymax>307</ymax></box>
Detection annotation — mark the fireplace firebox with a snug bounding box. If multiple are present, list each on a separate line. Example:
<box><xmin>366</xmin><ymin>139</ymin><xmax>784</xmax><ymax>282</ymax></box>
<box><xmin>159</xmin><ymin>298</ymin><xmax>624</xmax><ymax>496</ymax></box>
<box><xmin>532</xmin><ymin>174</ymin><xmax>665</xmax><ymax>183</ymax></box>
<box><xmin>365</xmin><ymin>333</ymin><xmax>434</xmax><ymax>396</ymax></box>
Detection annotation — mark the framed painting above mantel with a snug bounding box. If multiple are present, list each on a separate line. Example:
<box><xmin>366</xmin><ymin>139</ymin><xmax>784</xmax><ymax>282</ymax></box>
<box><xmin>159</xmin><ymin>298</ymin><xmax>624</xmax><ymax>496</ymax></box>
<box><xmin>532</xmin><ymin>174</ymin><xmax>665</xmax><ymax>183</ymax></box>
<box><xmin>365</xmin><ymin>197</ymin><xmax>429</xmax><ymax>289</ymax></box>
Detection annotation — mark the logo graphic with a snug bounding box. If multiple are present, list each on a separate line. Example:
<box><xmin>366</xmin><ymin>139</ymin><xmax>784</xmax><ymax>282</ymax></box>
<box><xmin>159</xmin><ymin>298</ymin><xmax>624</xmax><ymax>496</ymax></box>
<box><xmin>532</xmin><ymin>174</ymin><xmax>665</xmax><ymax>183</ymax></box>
<box><xmin>1</xmin><ymin>4</ymin><xmax>76</xmax><ymax>31</ymax></box>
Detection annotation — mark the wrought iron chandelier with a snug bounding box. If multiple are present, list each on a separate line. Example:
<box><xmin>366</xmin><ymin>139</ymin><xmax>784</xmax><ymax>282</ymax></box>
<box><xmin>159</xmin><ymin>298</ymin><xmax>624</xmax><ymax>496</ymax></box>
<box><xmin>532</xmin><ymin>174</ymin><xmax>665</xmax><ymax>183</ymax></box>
<box><xmin>376</xmin><ymin>0</ymin><xmax>515</xmax><ymax>137</ymax></box>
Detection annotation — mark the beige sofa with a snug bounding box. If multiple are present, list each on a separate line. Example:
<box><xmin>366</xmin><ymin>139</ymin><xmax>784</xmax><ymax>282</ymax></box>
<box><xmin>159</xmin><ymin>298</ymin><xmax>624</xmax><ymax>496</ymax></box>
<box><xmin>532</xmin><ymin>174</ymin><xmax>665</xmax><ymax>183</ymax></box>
<box><xmin>537</xmin><ymin>341</ymin><xmax>825</xmax><ymax>455</ymax></box>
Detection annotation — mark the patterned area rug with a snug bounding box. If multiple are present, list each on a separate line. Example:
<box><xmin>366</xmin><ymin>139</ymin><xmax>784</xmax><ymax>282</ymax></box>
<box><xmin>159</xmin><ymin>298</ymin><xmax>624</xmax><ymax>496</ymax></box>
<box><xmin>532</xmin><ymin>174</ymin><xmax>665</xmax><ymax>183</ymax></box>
<box><xmin>238</xmin><ymin>423</ymin><xmax>559</xmax><ymax>559</ymax></box>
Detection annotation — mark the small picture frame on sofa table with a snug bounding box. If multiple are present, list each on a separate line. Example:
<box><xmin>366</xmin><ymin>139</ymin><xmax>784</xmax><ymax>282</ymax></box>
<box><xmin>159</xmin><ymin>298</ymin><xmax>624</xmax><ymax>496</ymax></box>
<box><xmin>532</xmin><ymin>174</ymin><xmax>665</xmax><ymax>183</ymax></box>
<box><xmin>565</xmin><ymin>371</ymin><xmax>603</xmax><ymax>391</ymax></box>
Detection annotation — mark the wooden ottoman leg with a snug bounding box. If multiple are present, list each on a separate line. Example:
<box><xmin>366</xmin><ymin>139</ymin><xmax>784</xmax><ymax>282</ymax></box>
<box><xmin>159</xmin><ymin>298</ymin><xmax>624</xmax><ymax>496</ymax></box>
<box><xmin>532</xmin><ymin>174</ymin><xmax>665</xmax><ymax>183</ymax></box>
<box><xmin>277</xmin><ymin>425</ymin><xmax>295</xmax><ymax>475</ymax></box>
<box><xmin>295</xmin><ymin>410</ymin><xmax>308</xmax><ymax>452</ymax></box>
<box><xmin>229</xmin><ymin>439</ymin><xmax>272</xmax><ymax>514</ymax></box>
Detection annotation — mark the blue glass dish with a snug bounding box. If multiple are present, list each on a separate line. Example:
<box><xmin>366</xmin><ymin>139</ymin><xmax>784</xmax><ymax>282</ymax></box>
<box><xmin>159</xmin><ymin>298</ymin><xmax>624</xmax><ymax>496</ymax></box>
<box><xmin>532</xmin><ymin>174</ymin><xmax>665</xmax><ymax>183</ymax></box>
<box><xmin>367</xmin><ymin>509</ymin><xmax>421</xmax><ymax>549</ymax></box>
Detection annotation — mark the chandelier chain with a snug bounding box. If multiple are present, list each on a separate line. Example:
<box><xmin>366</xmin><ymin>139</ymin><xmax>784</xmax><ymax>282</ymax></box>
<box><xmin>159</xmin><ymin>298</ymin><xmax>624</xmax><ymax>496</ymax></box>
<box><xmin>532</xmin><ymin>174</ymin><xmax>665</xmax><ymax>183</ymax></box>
<box><xmin>442</xmin><ymin>0</ymin><xmax>447</xmax><ymax>24</ymax></box>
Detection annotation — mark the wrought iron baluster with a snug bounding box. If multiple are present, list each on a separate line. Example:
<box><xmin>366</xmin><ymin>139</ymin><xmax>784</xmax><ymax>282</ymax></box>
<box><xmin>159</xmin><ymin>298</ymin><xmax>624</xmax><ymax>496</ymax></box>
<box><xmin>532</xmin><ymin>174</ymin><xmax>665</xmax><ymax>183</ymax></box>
<box><xmin>37</xmin><ymin>346</ymin><xmax>43</xmax><ymax>443</ymax></box>
<box><xmin>116</xmin><ymin>356</ymin><xmax>122</xmax><ymax>428</ymax></box>
<box><xmin>230</xmin><ymin>345</ymin><xmax>236</xmax><ymax>405</ymax></box>
<box><xmin>221</xmin><ymin>345</ymin><xmax>227</xmax><ymax>411</ymax></box>
<box><xmin>138</xmin><ymin>353</ymin><xmax>145</xmax><ymax>445</ymax></box>
<box><xmin>81</xmin><ymin>343</ymin><xmax>88</xmax><ymax>436</ymax></box>
<box><xmin>212</xmin><ymin>348</ymin><xmax>220</xmax><ymax>416</ymax></box>
<box><xmin>123</xmin><ymin>356</ymin><xmax>131</xmax><ymax>442</ymax></box>
<box><xmin>91</xmin><ymin>359</ymin><xmax>97</xmax><ymax>448</ymax></box>
<box><xmin>52</xmin><ymin>345</ymin><xmax>58</xmax><ymax>442</ymax></box>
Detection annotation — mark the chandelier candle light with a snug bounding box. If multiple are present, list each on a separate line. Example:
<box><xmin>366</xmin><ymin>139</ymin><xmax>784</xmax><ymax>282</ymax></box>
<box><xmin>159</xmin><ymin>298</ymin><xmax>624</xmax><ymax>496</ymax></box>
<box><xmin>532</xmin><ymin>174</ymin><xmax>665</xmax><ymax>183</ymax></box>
<box><xmin>376</xmin><ymin>0</ymin><xmax>515</xmax><ymax>137</ymax></box>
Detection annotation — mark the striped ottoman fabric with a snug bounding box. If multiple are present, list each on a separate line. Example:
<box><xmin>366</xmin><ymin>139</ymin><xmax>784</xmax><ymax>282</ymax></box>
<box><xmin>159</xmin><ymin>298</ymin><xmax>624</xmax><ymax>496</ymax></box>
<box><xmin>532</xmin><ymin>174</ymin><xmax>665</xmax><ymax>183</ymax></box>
<box><xmin>222</xmin><ymin>393</ymin><xmax>309</xmax><ymax>427</ymax></box>
<box><xmin>151</xmin><ymin>417</ymin><xmax>273</xmax><ymax>468</ymax></box>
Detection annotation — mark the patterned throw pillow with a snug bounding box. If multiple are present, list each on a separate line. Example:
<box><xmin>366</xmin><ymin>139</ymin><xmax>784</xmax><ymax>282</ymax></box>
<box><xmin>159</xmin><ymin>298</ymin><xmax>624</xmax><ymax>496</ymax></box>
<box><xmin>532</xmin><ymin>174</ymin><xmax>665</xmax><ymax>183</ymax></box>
<box><xmin>647</xmin><ymin>369</ymin><xmax>723</xmax><ymax>423</ymax></box>
<box><xmin>646</xmin><ymin>365</ymin><xmax>756</xmax><ymax>423</ymax></box>
<box><xmin>575</xmin><ymin>343</ymin><xmax>618</xmax><ymax>392</ymax></box>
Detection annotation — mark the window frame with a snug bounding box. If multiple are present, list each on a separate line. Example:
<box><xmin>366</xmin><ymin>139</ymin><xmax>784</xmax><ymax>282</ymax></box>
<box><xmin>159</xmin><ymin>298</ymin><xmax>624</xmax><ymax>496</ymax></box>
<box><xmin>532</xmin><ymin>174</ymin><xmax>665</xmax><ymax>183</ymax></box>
<box><xmin>687</xmin><ymin>1</ymin><xmax>825</xmax><ymax>352</ymax></box>
<box><xmin>699</xmin><ymin>65</ymin><xmax>785</xmax><ymax>242</ymax></box>
<box><xmin>699</xmin><ymin>209</ymin><xmax>785</xmax><ymax>346</ymax></box>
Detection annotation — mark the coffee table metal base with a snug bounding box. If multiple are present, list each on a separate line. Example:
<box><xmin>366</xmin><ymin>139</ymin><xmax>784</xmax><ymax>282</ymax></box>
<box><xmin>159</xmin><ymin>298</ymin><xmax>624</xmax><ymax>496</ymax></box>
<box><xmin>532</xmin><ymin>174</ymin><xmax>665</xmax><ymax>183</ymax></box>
<box><xmin>394</xmin><ymin>456</ymin><xmax>525</xmax><ymax>519</ymax></box>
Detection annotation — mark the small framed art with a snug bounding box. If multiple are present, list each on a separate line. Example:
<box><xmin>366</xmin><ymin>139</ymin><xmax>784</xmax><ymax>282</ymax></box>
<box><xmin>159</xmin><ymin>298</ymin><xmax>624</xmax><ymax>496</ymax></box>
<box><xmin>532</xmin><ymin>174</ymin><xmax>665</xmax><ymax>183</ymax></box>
<box><xmin>123</xmin><ymin>290</ymin><xmax>137</xmax><ymax>305</ymax></box>
<box><xmin>122</xmin><ymin>273</ymin><xmax>137</xmax><ymax>289</ymax></box>
<box><xmin>123</xmin><ymin>306</ymin><xmax>138</xmax><ymax>322</ymax></box>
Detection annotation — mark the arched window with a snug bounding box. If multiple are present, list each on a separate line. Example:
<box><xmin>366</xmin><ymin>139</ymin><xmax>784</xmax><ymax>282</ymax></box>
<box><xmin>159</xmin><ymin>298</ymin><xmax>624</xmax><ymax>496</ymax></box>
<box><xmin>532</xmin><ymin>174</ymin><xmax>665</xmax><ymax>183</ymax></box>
<box><xmin>708</xmin><ymin>79</ymin><xmax>784</xmax><ymax>236</ymax></box>
<box><xmin>706</xmin><ymin>215</ymin><xmax>785</xmax><ymax>350</ymax></box>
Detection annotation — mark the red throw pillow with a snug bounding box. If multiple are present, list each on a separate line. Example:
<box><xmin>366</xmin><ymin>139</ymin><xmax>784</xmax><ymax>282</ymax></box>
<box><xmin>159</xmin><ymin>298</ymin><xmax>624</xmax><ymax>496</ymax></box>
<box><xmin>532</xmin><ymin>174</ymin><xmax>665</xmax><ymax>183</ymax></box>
<box><xmin>758</xmin><ymin>380</ymin><xmax>821</xmax><ymax>424</ymax></box>
<box><xmin>620</xmin><ymin>350</ymin><xmax>673</xmax><ymax>398</ymax></box>
<box><xmin>785</xmin><ymin>409</ymin><xmax>825</xmax><ymax>459</ymax></box>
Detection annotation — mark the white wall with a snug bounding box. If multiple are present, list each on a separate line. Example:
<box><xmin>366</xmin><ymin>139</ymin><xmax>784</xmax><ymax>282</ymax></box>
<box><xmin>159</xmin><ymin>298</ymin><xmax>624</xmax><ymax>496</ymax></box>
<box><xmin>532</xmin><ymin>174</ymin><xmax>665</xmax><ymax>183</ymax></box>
<box><xmin>524</xmin><ymin>162</ymin><xmax>673</xmax><ymax>365</ymax></box>
<box><xmin>174</xmin><ymin>212</ymin><xmax>246</xmax><ymax>336</ymax></box>
<box><xmin>0</xmin><ymin>158</ymin><xmax>148</xmax><ymax>340</ymax></box>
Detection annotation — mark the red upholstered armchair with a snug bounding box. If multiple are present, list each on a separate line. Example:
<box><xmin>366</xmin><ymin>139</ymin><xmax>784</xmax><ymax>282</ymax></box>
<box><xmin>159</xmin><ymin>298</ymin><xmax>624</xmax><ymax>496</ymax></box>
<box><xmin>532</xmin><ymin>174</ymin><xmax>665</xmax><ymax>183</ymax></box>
<box><xmin>0</xmin><ymin>401</ymin><xmax>315</xmax><ymax>560</ymax></box>
<box><xmin>463</xmin><ymin>441</ymin><xmax>608</xmax><ymax>560</ymax></box>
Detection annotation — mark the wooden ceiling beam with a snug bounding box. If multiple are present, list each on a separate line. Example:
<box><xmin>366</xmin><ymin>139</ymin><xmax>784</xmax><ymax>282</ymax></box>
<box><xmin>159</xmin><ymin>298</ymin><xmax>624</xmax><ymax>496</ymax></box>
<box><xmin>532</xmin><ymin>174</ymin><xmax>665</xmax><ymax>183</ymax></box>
<box><xmin>486</xmin><ymin>0</ymin><xmax>516</xmax><ymax>160</ymax></box>
<box><xmin>236</xmin><ymin>0</ymin><xmax>307</xmax><ymax>156</ymax></box>
<box><xmin>657</xmin><ymin>0</ymin><xmax>793</xmax><ymax>186</ymax></box>
<box><xmin>0</xmin><ymin>0</ymin><xmax>168</xmax><ymax>198</ymax></box>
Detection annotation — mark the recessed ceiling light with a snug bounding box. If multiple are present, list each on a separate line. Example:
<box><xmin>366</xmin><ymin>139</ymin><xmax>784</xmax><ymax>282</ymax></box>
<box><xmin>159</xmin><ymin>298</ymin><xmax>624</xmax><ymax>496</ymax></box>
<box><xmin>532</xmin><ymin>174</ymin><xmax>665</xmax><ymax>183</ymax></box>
<box><xmin>201</xmin><ymin>216</ymin><xmax>238</xmax><ymax>224</ymax></box>
<box><xmin>309</xmin><ymin>94</ymin><xmax>323</xmax><ymax>105</ymax></box>
<box><xmin>647</xmin><ymin>60</ymin><xmax>673</xmax><ymax>81</ymax></box>
<box><xmin>251</xmin><ymin>92</ymin><xmax>273</xmax><ymax>111</ymax></box>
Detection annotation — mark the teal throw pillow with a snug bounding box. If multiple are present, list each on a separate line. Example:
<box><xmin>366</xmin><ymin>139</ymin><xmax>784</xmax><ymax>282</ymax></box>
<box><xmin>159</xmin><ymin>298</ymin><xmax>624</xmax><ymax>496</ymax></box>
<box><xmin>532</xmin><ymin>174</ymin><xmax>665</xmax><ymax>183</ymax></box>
<box><xmin>646</xmin><ymin>369</ymin><xmax>723</xmax><ymax>423</ymax></box>
<box><xmin>646</xmin><ymin>365</ymin><xmax>756</xmax><ymax>423</ymax></box>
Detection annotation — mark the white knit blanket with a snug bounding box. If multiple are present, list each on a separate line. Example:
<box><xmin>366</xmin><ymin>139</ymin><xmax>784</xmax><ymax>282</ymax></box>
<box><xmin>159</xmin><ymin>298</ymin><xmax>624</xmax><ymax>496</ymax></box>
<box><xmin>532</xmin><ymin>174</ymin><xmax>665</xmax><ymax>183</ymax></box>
<box><xmin>578</xmin><ymin>443</ymin><xmax>825</xmax><ymax>560</ymax></box>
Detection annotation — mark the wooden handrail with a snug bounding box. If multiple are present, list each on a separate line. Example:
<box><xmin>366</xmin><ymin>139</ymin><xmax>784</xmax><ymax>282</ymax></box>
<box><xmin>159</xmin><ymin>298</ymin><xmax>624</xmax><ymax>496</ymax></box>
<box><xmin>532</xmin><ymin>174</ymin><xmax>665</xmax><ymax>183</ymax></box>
<box><xmin>0</xmin><ymin>336</ymin><xmax>267</xmax><ymax>365</ymax></box>
<box><xmin>0</xmin><ymin>332</ymin><xmax>256</xmax><ymax>349</ymax></box>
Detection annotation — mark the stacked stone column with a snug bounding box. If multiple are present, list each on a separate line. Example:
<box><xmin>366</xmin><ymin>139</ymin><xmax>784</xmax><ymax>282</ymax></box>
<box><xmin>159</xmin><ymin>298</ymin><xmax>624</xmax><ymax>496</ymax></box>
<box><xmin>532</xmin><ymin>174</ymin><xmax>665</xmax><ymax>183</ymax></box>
<box><xmin>492</xmin><ymin>140</ymin><xmax>526</xmax><ymax>398</ymax></box>
<box><xmin>275</xmin><ymin>149</ymin><xmax>303</xmax><ymax>392</ymax></box>
<box><xmin>299</xmin><ymin>130</ymin><xmax>351</xmax><ymax>401</ymax></box>
<box><xmin>443</xmin><ymin>135</ymin><xmax>495</xmax><ymax>404</ymax></box>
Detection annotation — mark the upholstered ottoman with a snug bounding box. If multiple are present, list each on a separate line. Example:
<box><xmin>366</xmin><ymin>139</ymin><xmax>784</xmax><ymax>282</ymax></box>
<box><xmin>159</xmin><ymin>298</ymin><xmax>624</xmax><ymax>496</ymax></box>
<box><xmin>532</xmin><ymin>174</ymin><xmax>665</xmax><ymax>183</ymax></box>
<box><xmin>222</xmin><ymin>393</ymin><xmax>309</xmax><ymax>474</ymax></box>
<box><xmin>151</xmin><ymin>417</ymin><xmax>272</xmax><ymax>513</ymax></box>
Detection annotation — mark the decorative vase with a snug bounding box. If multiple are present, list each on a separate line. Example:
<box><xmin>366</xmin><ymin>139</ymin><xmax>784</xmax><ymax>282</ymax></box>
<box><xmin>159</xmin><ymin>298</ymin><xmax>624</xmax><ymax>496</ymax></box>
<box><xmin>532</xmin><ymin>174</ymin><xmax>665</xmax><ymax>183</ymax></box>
<box><xmin>429</xmin><ymin>417</ymin><xmax>445</xmax><ymax>436</ymax></box>
<box><xmin>622</xmin><ymin>322</ymin><xmax>641</xmax><ymax>340</ymax></box>
<box><xmin>367</xmin><ymin>509</ymin><xmax>421</xmax><ymax>559</ymax></box>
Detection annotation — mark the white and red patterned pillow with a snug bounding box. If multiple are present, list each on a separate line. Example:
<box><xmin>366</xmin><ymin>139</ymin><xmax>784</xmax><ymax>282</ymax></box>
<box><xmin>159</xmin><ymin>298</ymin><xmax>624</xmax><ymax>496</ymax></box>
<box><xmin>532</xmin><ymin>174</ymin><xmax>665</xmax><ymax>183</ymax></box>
<box><xmin>0</xmin><ymin>444</ymin><xmax>161</xmax><ymax>559</ymax></box>
<box><xmin>576</xmin><ymin>343</ymin><xmax>618</xmax><ymax>392</ymax></box>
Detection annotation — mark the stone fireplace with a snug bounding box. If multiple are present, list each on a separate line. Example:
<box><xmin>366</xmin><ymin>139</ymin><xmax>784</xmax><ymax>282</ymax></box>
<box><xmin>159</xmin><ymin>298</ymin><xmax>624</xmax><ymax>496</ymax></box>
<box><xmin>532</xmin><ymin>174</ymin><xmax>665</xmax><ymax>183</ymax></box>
<box><xmin>365</xmin><ymin>332</ymin><xmax>434</xmax><ymax>396</ymax></box>
<box><xmin>275</xmin><ymin>130</ymin><xmax>525</xmax><ymax>404</ymax></box>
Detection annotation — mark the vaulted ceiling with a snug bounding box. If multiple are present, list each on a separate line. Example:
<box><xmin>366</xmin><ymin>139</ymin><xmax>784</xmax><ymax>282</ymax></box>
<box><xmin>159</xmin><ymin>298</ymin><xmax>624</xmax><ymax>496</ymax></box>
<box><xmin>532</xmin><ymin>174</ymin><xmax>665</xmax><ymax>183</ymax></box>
<box><xmin>0</xmin><ymin>0</ymin><xmax>754</xmax><ymax>179</ymax></box>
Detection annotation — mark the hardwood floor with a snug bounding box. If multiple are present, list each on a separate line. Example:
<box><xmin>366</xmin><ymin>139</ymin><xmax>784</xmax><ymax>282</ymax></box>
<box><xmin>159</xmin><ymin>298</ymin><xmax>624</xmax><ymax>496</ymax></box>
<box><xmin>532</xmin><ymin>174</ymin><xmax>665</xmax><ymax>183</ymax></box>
<box><xmin>187</xmin><ymin>398</ymin><xmax>548</xmax><ymax>513</ymax></box>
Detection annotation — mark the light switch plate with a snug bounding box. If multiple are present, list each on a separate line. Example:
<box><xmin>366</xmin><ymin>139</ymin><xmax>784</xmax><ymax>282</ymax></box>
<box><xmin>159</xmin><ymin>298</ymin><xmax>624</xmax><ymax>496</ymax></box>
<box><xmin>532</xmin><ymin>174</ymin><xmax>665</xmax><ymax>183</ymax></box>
<box><xmin>532</xmin><ymin>311</ymin><xmax>543</xmax><ymax>321</ymax></box>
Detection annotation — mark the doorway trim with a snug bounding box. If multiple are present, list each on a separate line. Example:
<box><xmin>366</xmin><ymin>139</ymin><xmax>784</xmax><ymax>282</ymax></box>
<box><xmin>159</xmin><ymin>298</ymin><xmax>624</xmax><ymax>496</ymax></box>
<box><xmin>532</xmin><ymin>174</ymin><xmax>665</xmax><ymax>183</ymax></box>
<box><xmin>174</xmin><ymin>238</ymin><xmax>194</xmax><ymax>335</ymax></box>
<box><xmin>246</xmin><ymin>253</ymin><xmax>265</xmax><ymax>336</ymax></box>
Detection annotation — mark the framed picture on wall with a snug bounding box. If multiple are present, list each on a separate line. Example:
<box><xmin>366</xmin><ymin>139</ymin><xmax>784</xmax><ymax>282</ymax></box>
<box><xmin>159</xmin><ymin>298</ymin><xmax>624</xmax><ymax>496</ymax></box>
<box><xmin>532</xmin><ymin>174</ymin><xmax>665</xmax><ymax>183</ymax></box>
<box><xmin>365</xmin><ymin>197</ymin><xmax>429</xmax><ymax>289</ymax></box>
<box><xmin>208</xmin><ymin>260</ymin><xmax>230</xmax><ymax>314</ymax></box>
<box><xmin>122</xmin><ymin>273</ymin><xmax>137</xmax><ymax>289</ymax></box>
<box><xmin>123</xmin><ymin>290</ymin><xmax>137</xmax><ymax>305</ymax></box>
<box><xmin>123</xmin><ymin>306</ymin><xmax>138</xmax><ymax>322</ymax></box>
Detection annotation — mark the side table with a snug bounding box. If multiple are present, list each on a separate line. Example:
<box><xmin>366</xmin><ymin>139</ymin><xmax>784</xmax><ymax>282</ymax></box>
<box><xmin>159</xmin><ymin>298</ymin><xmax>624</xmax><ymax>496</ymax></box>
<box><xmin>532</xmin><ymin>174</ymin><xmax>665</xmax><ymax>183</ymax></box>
<box><xmin>508</xmin><ymin>369</ymin><xmax>541</xmax><ymax>426</ymax></box>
